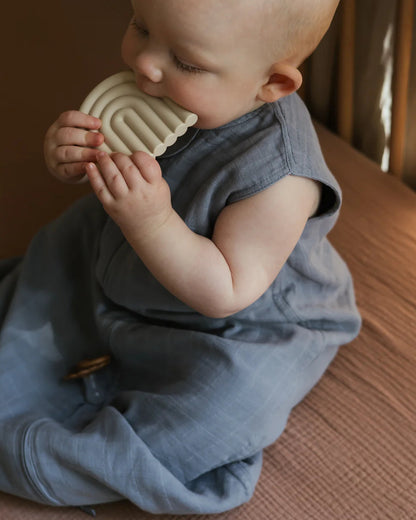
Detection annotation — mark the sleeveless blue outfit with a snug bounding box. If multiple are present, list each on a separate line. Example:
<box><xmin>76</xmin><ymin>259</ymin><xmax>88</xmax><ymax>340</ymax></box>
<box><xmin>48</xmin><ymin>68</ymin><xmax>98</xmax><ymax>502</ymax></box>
<box><xmin>0</xmin><ymin>94</ymin><xmax>361</xmax><ymax>514</ymax></box>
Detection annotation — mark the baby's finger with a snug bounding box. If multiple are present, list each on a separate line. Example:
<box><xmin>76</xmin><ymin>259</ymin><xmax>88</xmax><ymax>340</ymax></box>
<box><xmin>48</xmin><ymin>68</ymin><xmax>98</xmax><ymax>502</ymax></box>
<box><xmin>111</xmin><ymin>153</ymin><xmax>143</xmax><ymax>189</ymax></box>
<box><xmin>86</xmin><ymin>163</ymin><xmax>114</xmax><ymax>205</ymax></box>
<box><xmin>55</xmin><ymin>145</ymin><xmax>100</xmax><ymax>165</ymax></box>
<box><xmin>55</xmin><ymin>162</ymin><xmax>89</xmax><ymax>183</ymax></box>
<box><xmin>55</xmin><ymin>127</ymin><xmax>104</xmax><ymax>148</ymax></box>
<box><xmin>96</xmin><ymin>152</ymin><xmax>129</xmax><ymax>198</ymax></box>
<box><xmin>58</xmin><ymin>110</ymin><xmax>102</xmax><ymax>130</ymax></box>
<box><xmin>130</xmin><ymin>151</ymin><xmax>162</xmax><ymax>184</ymax></box>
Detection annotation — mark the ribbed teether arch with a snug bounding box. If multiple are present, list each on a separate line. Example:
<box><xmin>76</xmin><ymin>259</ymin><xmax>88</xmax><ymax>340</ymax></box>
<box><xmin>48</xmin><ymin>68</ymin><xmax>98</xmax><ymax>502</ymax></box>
<box><xmin>80</xmin><ymin>71</ymin><xmax>198</xmax><ymax>156</ymax></box>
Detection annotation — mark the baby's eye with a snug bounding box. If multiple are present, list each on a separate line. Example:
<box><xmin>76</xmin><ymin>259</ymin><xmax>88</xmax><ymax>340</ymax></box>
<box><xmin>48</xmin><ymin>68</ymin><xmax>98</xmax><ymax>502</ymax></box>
<box><xmin>131</xmin><ymin>19</ymin><xmax>149</xmax><ymax>38</ymax></box>
<box><xmin>173</xmin><ymin>55</ymin><xmax>204</xmax><ymax>74</ymax></box>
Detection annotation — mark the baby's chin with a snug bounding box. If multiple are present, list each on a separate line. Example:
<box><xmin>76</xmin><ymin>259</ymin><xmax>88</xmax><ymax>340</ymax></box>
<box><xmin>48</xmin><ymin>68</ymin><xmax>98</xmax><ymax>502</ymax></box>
<box><xmin>190</xmin><ymin>107</ymin><xmax>243</xmax><ymax>129</ymax></box>
<box><xmin>193</xmin><ymin>106</ymin><xmax>262</xmax><ymax>130</ymax></box>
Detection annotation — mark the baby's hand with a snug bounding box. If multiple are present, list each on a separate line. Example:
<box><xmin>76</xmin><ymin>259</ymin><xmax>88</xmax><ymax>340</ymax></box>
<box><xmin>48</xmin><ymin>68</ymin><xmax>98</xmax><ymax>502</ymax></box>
<box><xmin>86</xmin><ymin>151</ymin><xmax>173</xmax><ymax>241</ymax></box>
<box><xmin>44</xmin><ymin>111</ymin><xmax>104</xmax><ymax>183</ymax></box>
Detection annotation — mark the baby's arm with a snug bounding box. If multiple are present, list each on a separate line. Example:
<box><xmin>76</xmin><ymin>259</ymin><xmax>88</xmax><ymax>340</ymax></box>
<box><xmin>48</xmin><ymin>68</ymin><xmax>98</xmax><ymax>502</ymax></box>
<box><xmin>86</xmin><ymin>151</ymin><xmax>320</xmax><ymax>318</ymax></box>
<box><xmin>44</xmin><ymin>111</ymin><xmax>104</xmax><ymax>183</ymax></box>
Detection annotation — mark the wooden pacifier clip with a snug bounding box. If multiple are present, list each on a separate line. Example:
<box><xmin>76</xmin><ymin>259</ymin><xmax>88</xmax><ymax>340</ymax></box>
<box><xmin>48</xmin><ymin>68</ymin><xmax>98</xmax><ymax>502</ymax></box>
<box><xmin>64</xmin><ymin>355</ymin><xmax>111</xmax><ymax>381</ymax></box>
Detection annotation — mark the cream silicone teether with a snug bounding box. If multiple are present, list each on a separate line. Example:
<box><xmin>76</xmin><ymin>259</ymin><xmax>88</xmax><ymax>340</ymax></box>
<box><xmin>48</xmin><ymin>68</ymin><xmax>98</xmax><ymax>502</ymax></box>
<box><xmin>80</xmin><ymin>71</ymin><xmax>198</xmax><ymax>157</ymax></box>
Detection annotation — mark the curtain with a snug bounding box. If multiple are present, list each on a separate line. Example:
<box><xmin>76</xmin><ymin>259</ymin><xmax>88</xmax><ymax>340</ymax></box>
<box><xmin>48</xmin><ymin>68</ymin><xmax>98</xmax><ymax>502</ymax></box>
<box><xmin>303</xmin><ymin>0</ymin><xmax>416</xmax><ymax>189</ymax></box>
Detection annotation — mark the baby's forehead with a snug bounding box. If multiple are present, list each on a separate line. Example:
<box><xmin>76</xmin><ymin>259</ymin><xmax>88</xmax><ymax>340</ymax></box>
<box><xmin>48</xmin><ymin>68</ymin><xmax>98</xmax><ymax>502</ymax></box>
<box><xmin>173</xmin><ymin>0</ymin><xmax>267</xmax><ymax>27</ymax></box>
<box><xmin>169</xmin><ymin>0</ymin><xmax>285</xmax><ymax>60</ymax></box>
<box><xmin>165</xmin><ymin>0</ymin><xmax>261</xmax><ymax>46</ymax></box>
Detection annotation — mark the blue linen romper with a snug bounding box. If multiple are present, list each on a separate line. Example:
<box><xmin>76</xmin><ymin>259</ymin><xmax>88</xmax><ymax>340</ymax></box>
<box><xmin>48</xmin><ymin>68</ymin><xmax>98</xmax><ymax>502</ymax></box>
<box><xmin>0</xmin><ymin>93</ymin><xmax>361</xmax><ymax>514</ymax></box>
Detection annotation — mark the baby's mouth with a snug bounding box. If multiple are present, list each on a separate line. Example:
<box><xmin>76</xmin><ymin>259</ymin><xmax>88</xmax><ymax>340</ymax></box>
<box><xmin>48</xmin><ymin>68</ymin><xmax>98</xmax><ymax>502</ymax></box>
<box><xmin>135</xmin><ymin>76</ymin><xmax>162</xmax><ymax>99</ymax></box>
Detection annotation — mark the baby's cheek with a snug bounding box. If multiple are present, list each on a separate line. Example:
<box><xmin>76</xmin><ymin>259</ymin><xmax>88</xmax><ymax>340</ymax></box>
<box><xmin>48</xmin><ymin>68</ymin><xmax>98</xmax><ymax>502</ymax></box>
<box><xmin>165</xmin><ymin>81</ymin><xmax>207</xmax><ymax>120</ymax></box>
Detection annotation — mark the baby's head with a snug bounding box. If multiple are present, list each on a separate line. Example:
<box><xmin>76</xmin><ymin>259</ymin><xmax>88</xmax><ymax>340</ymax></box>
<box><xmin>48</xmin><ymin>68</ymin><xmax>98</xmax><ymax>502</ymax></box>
<box><xmin>122</xmin><ymin>0</ymin><xmax>339</xmax><ymax>128</ymax></box>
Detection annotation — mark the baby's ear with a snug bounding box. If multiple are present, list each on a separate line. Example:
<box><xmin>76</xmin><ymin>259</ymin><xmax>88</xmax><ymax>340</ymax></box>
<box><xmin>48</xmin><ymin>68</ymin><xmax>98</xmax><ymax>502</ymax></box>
<box><xmin>257</xmin><ymin>62</ymin><xmax>302</xmax><ymax>103</ymax></box>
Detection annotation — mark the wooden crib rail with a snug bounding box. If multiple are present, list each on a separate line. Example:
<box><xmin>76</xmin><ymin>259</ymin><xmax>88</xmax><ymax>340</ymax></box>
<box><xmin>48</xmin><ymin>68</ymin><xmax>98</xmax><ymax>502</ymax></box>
<box><xmin>337</xmin><ymin>0</ymin><xmax>355</xmax><ymax>144</ymax></box>
<box><xmin>337</xmin><ymin>0</ymin><xmax>415</xmax><ymax>179</ymax></box>
<box><xmin>390</xmin><ymin>0</ymin><xmax>415</xmax><ymax>177</ymax></box>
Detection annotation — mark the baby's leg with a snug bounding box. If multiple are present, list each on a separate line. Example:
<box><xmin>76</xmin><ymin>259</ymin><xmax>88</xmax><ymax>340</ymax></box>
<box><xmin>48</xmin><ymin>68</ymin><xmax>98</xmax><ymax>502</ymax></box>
<box><xmin>1</xmin><ymin>317</ymin><xmax>337</xmax><ymax>514</ymax></box>
<box><xmin>0</xmin><ymin>195</ymin><xmax>110</xmax><ymax>499</ymax></box>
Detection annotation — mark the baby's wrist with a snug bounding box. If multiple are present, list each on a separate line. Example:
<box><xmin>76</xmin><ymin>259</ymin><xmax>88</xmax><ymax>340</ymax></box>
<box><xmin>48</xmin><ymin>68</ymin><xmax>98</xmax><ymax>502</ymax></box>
<box><xmin>121</xmin><ymin>207</ymin><xmax>176</xmax><ymax>253</ymax></box>
<box><xmin>120</xmin><ymin>207</ymin><xmax>177</xmax><ymax>247</ymax></box>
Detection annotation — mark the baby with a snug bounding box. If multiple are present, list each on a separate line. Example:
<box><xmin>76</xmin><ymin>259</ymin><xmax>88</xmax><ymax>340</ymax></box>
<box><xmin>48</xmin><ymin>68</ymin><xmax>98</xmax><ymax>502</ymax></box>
<box><xmin>0</xmin><ymin>0</ymin><xmax>361</xmax><ymax>515</ymax></box>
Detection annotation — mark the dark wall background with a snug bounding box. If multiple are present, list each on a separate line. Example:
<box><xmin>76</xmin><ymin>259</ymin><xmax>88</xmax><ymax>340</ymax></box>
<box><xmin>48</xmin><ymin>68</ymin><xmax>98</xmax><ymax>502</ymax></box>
<box><xmin>0</xmin><ymin>1</ymin><xmax>131</xmax><ymax>257</ymax></box>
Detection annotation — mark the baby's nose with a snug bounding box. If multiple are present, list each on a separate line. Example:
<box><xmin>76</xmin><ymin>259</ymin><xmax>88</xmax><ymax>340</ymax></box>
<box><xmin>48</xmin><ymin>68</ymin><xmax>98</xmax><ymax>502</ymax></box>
<box><xmin>135</xmin><ymin>51</ymin><xmax>163</xmax><ymax>83</ymax></box>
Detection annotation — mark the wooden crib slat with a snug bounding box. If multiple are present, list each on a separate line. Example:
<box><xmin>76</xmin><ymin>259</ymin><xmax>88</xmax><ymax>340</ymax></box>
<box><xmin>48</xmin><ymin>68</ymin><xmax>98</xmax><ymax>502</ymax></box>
<box><xmin>389</xmin><ymin>0</ymin><xmax>414</xmax><ymax>178</ymax></box>
<box><xmin>337</xmin><ymin>0</ymin><xmax>356</xmax><ymax>143</ymax></box>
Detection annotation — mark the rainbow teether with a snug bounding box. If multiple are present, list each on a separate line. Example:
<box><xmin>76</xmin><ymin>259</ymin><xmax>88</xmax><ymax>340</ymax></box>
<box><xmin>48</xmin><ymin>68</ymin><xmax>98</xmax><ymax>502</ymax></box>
<box><xmin>80</xmin><ymin>71</ymin><xmax>198</xmax><ymax>157</ymax></box>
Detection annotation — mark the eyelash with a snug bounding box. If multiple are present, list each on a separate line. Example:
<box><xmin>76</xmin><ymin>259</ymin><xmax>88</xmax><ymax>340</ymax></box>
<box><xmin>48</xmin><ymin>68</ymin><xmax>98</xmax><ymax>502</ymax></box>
<box><xmin>172</xmin><ymin>55</ymin><xmax>203</xmax><ymax>74</ymax></box>
<box><xmin>130</xmin><ymin>20</ymin><xmax>203</xmax><ymax>75</ymax></box>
